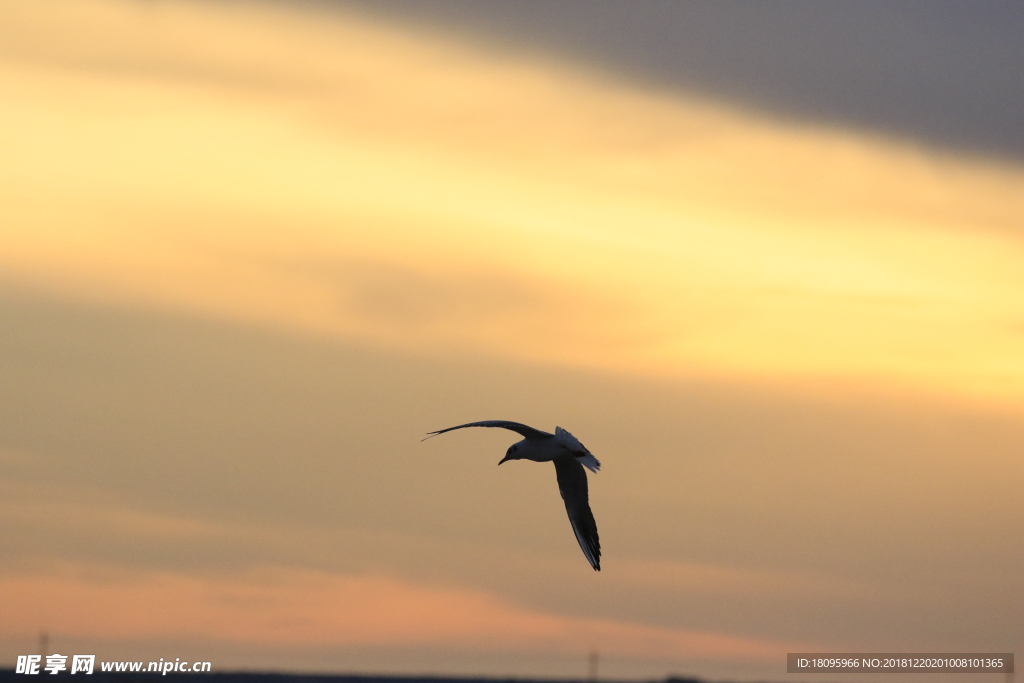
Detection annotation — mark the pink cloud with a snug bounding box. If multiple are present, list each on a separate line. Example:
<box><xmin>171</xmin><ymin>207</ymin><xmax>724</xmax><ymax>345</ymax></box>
<box><xmin>1</xmin><ymin>565</ymin><xmax>798</xmax><ymax>662</ymax></box>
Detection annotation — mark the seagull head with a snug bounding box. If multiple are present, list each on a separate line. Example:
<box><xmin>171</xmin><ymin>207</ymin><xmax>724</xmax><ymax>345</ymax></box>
<box><xmin>498</xmin><ymin>442</ymin><xmax>522</xmax><ymax>465</ymax></box>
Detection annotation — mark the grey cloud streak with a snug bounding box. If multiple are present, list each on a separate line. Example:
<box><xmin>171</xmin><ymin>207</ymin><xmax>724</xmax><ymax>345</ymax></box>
<box><xmin>326</xmin><ymin>0</ymin><xmax>1024</xmax><ymax>161</ymax></box>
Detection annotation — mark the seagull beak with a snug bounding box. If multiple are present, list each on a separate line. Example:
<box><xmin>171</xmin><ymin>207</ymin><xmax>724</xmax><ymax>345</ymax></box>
<box><xmin>498</xmin><ymin>455</ymin><xmax>511</xmax><ymax>465</ymax></box>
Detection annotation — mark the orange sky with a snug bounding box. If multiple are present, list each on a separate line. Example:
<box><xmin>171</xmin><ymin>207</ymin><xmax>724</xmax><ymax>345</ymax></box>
<box><xmin>3</xmin><ymin>0</ymin><xmax>1024</xmax><ymax>404</ymax></box>
<box><xmin>0</xmin><ymin>0</ymin><xmax>1021</xmax><ymax>679</ymax></box>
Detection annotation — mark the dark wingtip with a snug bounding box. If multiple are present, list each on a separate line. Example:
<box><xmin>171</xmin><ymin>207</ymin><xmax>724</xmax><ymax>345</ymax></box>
<box><xmin>420</xmin><ymin>432</ymin><xmax>441</xmax><ymax>442</ymax></box>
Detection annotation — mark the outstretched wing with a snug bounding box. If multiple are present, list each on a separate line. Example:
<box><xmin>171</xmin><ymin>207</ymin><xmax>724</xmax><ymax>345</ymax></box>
<box><xmin>553</xmin><ymin>457</ymin><xmax>601</xmax><ymax>571</ymax></box>
<box><xmin>422</xmin><ymin>420</ymin><xmax>552</xmax><ymax>441</ymax></box>
<box><xmin>556</xmin><ymin>426</ymin><xmax>601</xmax><ymax>473</ymax></box>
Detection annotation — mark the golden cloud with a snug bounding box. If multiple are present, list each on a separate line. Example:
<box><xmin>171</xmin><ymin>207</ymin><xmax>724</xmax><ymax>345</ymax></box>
<box><xmin>1</xmin><ymin>0</ymin><xmax>1023</xmax><ymax>405</ymax></box>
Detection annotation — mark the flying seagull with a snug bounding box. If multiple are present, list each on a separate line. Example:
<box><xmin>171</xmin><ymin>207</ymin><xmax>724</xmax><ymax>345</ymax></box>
<box><xmin>423</xmin><ymin>420</ymin><xmax>601</xmax><ymax>571</ymax></box>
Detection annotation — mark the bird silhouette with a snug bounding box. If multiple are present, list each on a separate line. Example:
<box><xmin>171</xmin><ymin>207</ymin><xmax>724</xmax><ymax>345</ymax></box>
<box><xmin>424</xmin><ymin>420</ymin><xmax>601</xmax><ymax>570</ymax></box>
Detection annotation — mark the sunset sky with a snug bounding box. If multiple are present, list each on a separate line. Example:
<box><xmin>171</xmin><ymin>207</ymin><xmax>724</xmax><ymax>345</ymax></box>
<box><xmin>1</xmin><ymin>1</ymin><xmax>1022</xmax><ymax>680</ymax></box>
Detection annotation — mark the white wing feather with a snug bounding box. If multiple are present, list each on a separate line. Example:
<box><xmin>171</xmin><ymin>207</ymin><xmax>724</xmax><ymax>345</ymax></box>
<box><xmin>556</xmin><ymin>426</ymin><xmax>601</xmax><ymax>473</ymax></box>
